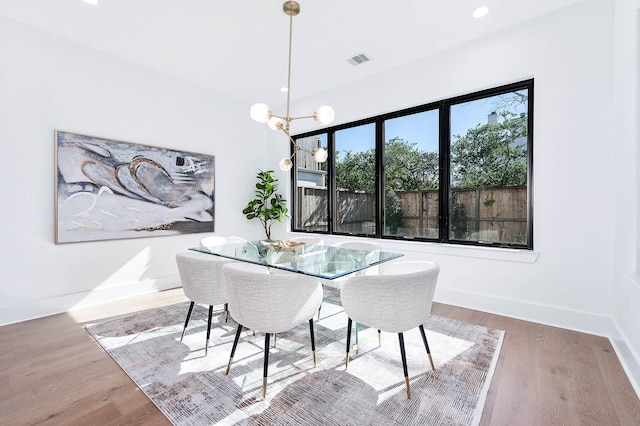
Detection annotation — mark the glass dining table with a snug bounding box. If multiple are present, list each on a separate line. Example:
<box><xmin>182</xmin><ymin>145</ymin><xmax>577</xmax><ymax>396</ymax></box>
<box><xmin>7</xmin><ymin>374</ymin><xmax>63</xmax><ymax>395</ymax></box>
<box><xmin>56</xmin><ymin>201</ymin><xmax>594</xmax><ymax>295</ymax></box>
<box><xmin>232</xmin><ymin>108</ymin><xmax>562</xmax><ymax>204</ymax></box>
<box><xmin>189</xmin><ymin>240</ymin><xmax>404</xmax><ymax>285</ymax></box>
<box><xmin>190</xmin><ymin>240</ymin><xmax>404</xmax><ymax>354</ymax></box>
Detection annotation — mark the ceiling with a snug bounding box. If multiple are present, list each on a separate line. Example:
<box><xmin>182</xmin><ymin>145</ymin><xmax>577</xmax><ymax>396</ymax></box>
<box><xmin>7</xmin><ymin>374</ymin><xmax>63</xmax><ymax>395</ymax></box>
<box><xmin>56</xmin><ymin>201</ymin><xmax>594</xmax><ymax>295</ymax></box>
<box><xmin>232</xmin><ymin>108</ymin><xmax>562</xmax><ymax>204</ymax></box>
<box><xmin>0</xmin><ymin>0</ymin><xmax>585</xmax><ymax>108</ymax></box>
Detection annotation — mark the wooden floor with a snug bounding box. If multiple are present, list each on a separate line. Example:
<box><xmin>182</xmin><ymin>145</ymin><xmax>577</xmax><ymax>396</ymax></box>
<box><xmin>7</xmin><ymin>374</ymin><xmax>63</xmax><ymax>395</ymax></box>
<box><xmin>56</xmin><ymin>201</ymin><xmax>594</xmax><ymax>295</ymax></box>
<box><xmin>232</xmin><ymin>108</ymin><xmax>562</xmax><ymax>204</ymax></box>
<box><xmin>1</xmin><ymin>289</ymin><xmax>639</xmax><ymax>426</ymax></box>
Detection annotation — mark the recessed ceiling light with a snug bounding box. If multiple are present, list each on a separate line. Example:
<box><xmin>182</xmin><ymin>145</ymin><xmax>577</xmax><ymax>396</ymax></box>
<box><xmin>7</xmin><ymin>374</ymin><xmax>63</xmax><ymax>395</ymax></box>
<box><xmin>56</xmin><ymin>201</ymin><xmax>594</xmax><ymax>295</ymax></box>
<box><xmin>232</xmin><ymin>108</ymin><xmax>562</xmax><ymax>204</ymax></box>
<box><xmin>83</xmin><ymin>0</ymin><xmax>98</xmax><ymax>5</ymax></box>
<box><xmin>280</xmin><ymin>87</ymin><xmax>288</xmax><ymax>93</ymax></box>
<box><xmin>473</xmin><ymin>6</ymin><xmax>489</xmax><ymax>18</ymax></box>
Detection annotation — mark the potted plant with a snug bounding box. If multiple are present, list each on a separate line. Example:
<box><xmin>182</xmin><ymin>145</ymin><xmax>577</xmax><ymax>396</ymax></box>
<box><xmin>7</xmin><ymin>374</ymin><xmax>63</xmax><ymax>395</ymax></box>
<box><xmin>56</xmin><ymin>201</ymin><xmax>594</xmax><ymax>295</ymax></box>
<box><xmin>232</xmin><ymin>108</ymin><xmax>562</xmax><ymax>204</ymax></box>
<box><xmin>242</xmin><ymin>170</ymin><xmax>289</xmax><ymax>241</ymax></box>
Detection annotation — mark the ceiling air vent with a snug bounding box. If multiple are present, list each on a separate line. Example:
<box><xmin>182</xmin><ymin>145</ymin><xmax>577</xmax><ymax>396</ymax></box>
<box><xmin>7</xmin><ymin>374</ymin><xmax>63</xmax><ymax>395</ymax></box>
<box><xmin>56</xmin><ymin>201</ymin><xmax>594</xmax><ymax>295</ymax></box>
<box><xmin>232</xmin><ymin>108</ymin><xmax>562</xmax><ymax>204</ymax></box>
<box><xmin>348</xmin><ymin>53</ymin><xmax>371</xmax><ymax>66</ymax></box>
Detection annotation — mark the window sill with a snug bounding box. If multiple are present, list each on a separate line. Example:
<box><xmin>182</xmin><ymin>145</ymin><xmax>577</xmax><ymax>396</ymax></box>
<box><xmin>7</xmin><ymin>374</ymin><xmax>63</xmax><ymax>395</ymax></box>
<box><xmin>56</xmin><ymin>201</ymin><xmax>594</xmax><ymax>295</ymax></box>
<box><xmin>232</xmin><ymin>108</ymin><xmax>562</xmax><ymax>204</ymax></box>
<box><xmin>381</xmin><ymin>239</ymin><xmax>540</xmax><ymax>264</ymax></box>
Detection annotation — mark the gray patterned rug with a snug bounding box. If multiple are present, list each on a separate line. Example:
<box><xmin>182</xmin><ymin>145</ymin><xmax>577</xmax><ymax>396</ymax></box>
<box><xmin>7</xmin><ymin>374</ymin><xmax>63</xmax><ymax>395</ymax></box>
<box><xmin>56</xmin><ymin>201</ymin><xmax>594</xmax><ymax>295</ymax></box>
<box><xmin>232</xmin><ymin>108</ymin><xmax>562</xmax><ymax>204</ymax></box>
<box><xmin>86</xmin><ymin>288</ymin><xmax>504</xmax><ymax>425</ymax></box>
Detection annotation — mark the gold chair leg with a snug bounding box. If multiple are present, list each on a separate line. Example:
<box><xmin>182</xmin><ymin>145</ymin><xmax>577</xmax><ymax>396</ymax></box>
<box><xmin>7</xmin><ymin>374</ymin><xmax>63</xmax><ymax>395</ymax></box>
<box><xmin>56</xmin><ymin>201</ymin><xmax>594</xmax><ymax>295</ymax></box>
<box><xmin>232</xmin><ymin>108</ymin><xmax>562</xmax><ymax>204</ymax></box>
<box><xmin>262</xmin><ymin>377</ymin><xmax>268</xmax><ymax>400</ymax></box>
<box><xmin>345</xmin><ymin>353</ymin><xmax>349</xmax><ymax>369</ymax></box>
<box><xmin>428</xmin><ymin>353</ymin><xmax>435</xmax><ymax>370</ymax></box>
<box><xmin>225</xmin><ymin>357</ymin><xmax>233</xmax><ymax>375</ymax></box>
<box><xmin>205</xmin><ymin>338</ymin><xmax>209</xmax><ymax>356</ymax></box>
<box><xmin>313</xmin><ymin>350</ymin><xmax>317</xmax><ymax>367</ymax></box>
<box><xmin>405</xmin><ymin>376</ymin><xmax>411</xmax><ymax>400</ymax></box>
<box><xmin>180</xmin><ymin>327</ymin><xmax>187</xmax><ymax>342</ymax></box>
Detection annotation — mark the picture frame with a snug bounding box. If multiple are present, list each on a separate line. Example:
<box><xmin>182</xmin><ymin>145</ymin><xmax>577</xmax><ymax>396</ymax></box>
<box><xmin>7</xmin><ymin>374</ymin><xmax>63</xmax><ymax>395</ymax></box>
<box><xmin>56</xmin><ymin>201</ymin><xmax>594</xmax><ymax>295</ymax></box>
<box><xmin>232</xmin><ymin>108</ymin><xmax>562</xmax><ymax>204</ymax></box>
<box><xmin>54</xmin><ymin>130</ymin><xmax>215</xmax><ymax>244</ymax></box>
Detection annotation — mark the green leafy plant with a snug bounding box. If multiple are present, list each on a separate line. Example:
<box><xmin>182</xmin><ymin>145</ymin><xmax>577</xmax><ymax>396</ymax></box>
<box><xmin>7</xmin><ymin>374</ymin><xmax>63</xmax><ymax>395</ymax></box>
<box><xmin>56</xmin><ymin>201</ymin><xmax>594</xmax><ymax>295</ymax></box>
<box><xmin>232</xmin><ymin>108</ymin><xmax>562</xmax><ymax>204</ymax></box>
<box><xmin>242</xmin><ymin>170</ymin><xmax>289</xmax><ymax>241</ymax></box>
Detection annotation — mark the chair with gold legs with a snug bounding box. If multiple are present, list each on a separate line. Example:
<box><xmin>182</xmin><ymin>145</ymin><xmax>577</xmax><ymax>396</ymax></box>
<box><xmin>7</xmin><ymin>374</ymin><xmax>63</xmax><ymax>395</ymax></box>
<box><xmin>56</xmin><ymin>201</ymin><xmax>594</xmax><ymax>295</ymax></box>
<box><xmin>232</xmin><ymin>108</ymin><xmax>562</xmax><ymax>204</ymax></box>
<box><xmin>222</xmin><ymin>262</ymin><xmax>323</xmax><ymax>400</ymax></box>
<box><xmin>330</xmin><ymin>240</ymin><xmax>382</xmax><ymax>348</ymax></box>
<box><xmin>340</xmin><ymin>260</ymin><xmax>440</xmax><ymax>399</ymax></box>
<box><xmin>175</xmin><ymin>251</ymin><xmax>233</xmax><ymax>356</ymax></box>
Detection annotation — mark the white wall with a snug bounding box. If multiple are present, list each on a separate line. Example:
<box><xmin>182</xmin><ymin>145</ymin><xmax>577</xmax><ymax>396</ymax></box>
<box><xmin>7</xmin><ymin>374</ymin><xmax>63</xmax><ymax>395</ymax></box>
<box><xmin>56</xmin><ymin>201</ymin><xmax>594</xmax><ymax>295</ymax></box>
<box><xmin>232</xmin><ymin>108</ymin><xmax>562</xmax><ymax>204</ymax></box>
<box><xmin>278</xmin><ymin>0</ymin><xmax>639</xmax><ymax>391</ymax></box>
<box><xmin>612</xmin><ymin>0</ymin><xmax>640</xmax><ymax>394</ymax></box>
<box><xmin>0</xmin><ymin>16</ymin><xmax>268</xmax><ymax>324</ymax></box>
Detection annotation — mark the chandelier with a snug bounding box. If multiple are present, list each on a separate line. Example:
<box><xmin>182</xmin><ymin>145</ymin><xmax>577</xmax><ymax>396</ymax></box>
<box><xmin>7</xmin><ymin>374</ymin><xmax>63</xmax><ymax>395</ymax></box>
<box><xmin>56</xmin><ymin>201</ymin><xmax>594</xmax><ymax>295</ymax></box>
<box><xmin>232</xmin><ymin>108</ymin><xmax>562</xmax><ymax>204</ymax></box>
<box><xmin>249</xmin><ymin>1</ymin><xmax>335</xmax><ymax>172</ymax></box>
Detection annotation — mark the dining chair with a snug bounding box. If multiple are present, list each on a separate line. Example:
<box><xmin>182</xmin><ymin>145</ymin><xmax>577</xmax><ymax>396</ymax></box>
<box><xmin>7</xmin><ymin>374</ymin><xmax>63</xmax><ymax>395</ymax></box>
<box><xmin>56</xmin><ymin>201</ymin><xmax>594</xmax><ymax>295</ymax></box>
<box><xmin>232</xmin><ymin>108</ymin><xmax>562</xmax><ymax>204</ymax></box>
<box><xmin>325</xmin><ymin>240</ymin><xmax>383</xmax><ymax>323</ymax></box>
<box><xmin>268</xmin><ymin>237</ymin><xmax>326</xmax><ymax>320</ymax></box>
<box><xmin>221</xmin><ymin>262</ymin><xmax>323</xmax><ymax>400</ymax></box>
<box><xmin>331</xmin><ymin>240</ymin><xmax>382</xmax><ymax>277</ymax></box>
<box><xmin>175</xmin><ymin>251</ymin><xmax>233</xmax><ymax>356</ymax></box>
<box><xmin>340</xmin><ymin>260</ymin><xmax>440</xmax><ymax>399</ymax></box>
<box><xmin>200</xmin><ymin>235</ymin><xmax>247</xmax><ymax>251</ymax></box>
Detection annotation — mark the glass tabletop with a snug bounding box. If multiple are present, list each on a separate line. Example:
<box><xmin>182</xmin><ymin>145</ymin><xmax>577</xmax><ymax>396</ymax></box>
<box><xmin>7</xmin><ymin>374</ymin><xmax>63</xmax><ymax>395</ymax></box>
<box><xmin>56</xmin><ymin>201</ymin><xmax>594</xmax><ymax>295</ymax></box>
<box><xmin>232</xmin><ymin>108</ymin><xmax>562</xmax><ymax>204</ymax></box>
<box><xmin>189</xmin><ymin>240</ymin><xmax>403</xmax><ymax>280</ymax></box>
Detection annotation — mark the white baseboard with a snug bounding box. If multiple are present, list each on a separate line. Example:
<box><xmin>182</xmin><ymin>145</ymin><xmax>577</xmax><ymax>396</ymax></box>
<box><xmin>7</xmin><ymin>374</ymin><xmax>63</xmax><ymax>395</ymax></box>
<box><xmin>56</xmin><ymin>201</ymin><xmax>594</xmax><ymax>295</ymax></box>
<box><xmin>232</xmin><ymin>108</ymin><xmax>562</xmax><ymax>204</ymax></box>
<box><xmin>0</xmin><ymin>275</ymin><xmax>180</xmax><ymax>326</ymax></box>
<box><xmin>435</xmin><ymin>286</ymin><xmax>615</xmax><ymax>336</ymax></box>
<box><xmin>435</xmin><ymin>286</ymin><xmax>640</xmax><ymax>398</ymax></box>
<box><xmin>610</xmin><ymin>322</ymin><xmax>640</xmax><ymax>399</ymax></box>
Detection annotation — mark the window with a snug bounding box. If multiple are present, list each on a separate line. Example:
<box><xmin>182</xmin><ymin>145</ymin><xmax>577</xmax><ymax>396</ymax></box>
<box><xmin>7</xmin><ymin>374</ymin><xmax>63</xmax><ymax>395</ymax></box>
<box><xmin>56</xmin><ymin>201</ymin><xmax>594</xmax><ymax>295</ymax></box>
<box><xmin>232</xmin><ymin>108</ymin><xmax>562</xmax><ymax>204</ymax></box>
<box><xmin>291</xmin><ymin>79</ymin><xmax>533</xmax><ymax>249</ymax></box>
<box><xmin>383</xmin><ymin>110</ymin><xmax>439</xmax><ymax>238</ymax></box>
<box><xmin>293</xmin><ymin>134</ymin><xmax>329</xmax><ymax>232</ymax></box>
<box><xmin>334</xmin><ymin>123</ymin><xmax>376</xmax><ymax>235</ymax></box>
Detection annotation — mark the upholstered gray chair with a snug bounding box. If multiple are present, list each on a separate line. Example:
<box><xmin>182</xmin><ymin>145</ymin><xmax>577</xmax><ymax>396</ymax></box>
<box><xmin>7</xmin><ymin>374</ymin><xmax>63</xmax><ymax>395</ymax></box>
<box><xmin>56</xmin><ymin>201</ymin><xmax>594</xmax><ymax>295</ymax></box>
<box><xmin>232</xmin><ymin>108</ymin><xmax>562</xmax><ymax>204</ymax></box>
<box><xmin>331</xmin><ymin>240</ymin><xmax>382</xmax><ymax>278</ymax></box>
<box><xmin>200</xmin><ymin>235</ymin><xmax>247</xmax><ymax>252</ymax></box>
<box><xmin>340</xmin><ymin>260</ymin><xmax>440</xmax><ymax>399</ymax></box>
<box><xmin>332</xmin><ymin>240</ymin><xmax>380</xmax><ymax>251</ymax></box>
<box><xmin>222</xmin><ymin>262</ymin><xmax>323</xmax><ymax>399</ymax></box>
<box><xmin>175</xmin><ymin>251</ymin><xmax>233</xmax><ymax>356</ymax></box>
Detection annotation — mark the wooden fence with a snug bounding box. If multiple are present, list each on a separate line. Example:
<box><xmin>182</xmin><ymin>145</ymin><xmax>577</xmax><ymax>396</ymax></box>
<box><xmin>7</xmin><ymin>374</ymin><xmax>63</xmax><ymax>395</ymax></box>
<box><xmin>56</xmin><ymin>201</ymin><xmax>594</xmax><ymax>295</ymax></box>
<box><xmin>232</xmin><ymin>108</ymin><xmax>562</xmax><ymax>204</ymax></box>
<box><xmin>295</xmin><ymin>187</ymin><xmax>375</xmax><ymax>234</ymax></box>
<box><xmin>397</xmin><ymin>187</ymin><xmax>527</xmax><ymax>243</ymax></box>
<box><xmin>296</xmin><ymin>186</ymin><xmax>527</xmax><ymax>243</ymax></box>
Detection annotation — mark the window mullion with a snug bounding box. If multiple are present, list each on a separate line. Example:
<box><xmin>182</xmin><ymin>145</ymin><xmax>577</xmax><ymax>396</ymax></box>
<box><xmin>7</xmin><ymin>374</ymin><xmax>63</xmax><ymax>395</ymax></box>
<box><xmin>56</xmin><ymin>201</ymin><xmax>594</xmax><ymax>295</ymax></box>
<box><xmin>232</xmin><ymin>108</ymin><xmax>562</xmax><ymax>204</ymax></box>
<box><xmin>439</xmin><ymin>101</ymin><xmax>450</xmax><ymax>243</ymax></box>
<box><xmin>375</xmin><ymin>118</ymin><xmax>385</xmax><ymax>238</ymax></box>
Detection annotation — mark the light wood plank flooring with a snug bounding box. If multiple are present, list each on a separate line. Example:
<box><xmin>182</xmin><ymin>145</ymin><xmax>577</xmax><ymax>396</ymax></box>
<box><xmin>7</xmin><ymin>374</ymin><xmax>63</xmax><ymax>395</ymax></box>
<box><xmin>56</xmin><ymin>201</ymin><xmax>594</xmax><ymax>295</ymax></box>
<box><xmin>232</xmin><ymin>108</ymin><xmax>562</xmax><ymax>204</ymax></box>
<box><xmin>1</xmin><ymin>288</ymin><xmax>639</xmax><ymax>425</ymax></box>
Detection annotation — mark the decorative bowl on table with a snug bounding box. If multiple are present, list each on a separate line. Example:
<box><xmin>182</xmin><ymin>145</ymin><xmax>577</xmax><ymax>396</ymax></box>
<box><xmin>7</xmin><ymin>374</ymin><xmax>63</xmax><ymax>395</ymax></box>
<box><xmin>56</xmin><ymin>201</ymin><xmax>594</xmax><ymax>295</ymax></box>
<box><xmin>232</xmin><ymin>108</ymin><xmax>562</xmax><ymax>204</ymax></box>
<box><xmin>261</xmin><ymin>240</ymin><xmax>306</xmax><ymax>264</ymax></box>
<box><xmin>261</xmin><ymin>240</ymin><xmax>306</xmax><ymax>253</ymax></box>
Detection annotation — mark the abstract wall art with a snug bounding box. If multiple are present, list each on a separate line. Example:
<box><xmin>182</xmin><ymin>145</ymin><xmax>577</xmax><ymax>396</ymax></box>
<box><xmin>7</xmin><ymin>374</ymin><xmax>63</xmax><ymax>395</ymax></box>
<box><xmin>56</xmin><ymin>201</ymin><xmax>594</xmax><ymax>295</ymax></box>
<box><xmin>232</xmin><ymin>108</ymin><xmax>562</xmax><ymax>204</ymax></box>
<box><xmin>55</xmin><ymin>130</ymin><xmax>215</xmax><ymax>243</ymax></box>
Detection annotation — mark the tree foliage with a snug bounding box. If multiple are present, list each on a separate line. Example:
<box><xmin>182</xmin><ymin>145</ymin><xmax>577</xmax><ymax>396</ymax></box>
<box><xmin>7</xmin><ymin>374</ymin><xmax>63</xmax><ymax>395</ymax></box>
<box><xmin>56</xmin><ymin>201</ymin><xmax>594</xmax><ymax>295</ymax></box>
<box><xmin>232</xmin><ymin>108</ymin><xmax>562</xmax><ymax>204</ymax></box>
<box><xmin>335</xmin><ymin>137</ymin><xmax>439</xmax><ymax>192</ymax></box>
<box><xmin>384</xmin><ymin>137</ymin><xmax>439</xmax><ymax>191</ymax></box>
<box><xmin>335</xmin><ymin>149</ymin><xmax>376</xmax><ymax>192</ymax></box>
<box><xmin>332</xmin><ymin>112</ymin><xmax>527</xmax><ymax>234</ymax></box>
<box><xmin>335</xmin><ymin>137</ymin><xmax>439</xmax><ymax>232</ymax></box>
<box><xmin>451</xmin><ymin>112</ymin><xmax>527</xmax><ymax>188</ymax></box>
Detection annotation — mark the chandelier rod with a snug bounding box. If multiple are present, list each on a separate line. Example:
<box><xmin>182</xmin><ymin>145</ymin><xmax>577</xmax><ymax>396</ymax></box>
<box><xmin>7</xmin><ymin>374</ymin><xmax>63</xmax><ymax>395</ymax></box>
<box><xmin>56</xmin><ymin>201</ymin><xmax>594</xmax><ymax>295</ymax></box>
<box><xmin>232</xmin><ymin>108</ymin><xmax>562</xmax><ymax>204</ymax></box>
<box><xmin>285</xmin><ymin>8</ymin><xmax>294</xmax><ymax>130</ymax></box>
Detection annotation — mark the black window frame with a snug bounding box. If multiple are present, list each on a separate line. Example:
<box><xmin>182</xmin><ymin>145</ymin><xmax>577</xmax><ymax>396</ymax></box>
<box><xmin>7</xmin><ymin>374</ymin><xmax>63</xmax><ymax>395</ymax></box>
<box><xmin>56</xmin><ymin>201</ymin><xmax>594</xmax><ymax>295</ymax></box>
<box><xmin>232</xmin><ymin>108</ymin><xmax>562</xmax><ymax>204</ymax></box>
<box><xmin>291</xmin><ymin>79</ymin><xmax>534</xmax><ymax>250</ymax></box>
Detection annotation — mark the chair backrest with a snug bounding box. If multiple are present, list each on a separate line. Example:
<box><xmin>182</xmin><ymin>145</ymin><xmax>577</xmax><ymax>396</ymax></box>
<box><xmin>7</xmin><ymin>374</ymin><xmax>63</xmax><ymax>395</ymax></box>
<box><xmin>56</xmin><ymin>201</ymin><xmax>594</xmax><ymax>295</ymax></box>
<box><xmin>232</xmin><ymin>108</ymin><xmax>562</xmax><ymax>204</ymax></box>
<box><xmin>175</xmin><ymin>251</ymin><xmax>231</xmax><ymax>306</ymax></box>
<box><xmin>200</xmin><ymin>235</ymin><xmax>247</xmax><ymax>248</ymax></box>
<box><xmin>340</xmin><ymin>261</ymin><xmax>440</xmax><ymax>333</ymax></box>
<box><xmin>332</xmin><ymin>240</ymin><xmax>382</xmax><ymax>276</ymax></box>
<box><xmin>222</xmin><ymin>262</ymin><xmax>323</xmax><ymax>334</ymax></box>
<box><xmin>290</xmin><ymin>236</ymin><xmax>325</xmax><ymax>254</ymax></box>
<box><xmin>200</xmin><ymin>235</ymin><xmax>249</xmax><ymax>256</ymax></box>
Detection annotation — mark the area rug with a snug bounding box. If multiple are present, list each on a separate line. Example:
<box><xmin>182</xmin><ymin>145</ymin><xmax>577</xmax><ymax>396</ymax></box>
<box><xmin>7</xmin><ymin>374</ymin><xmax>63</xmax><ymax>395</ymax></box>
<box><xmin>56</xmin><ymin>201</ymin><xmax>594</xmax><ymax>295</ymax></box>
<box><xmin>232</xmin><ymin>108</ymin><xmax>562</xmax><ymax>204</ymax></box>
<box><xmin>86</xmin><ymin>288</ymin><xmax>504</xmax><ymax>425</ymax></box>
